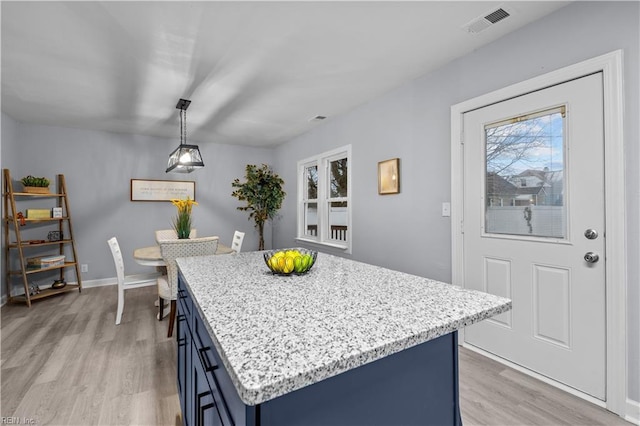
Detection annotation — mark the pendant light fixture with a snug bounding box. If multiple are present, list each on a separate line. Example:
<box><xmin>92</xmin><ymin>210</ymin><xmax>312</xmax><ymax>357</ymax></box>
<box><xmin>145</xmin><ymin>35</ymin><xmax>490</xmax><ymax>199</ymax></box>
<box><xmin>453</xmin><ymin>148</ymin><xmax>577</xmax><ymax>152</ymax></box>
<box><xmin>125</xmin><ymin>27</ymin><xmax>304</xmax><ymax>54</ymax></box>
<box><xmin>166</xmin><ymin>98</ymin><xmax>204</xmax><ymax>173</ymax></box>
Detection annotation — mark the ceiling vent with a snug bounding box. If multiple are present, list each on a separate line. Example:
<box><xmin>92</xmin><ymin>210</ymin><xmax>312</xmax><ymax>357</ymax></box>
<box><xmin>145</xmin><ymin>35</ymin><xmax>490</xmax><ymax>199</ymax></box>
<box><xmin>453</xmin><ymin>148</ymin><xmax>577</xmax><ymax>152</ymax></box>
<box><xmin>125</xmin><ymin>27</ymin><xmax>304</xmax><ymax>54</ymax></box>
<box><xmin>463</xmin><ymin>7</ymin><xmax>511</xmax><ymax>34</ymax></box>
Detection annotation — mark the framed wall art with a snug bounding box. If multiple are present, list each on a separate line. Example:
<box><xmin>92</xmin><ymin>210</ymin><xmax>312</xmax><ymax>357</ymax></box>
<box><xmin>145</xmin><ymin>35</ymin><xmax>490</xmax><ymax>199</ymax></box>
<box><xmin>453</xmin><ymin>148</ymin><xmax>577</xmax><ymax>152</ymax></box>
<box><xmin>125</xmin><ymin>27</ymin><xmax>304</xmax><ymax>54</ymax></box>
<box><xmin>130</xmin><ymin>179</ymin><xmax>196</xmax><ymax>202</ymax></box>
<box><xmin>378</xmin><ymin>158</ymin><xmax>400</xmax><ymax>195</ymax></box>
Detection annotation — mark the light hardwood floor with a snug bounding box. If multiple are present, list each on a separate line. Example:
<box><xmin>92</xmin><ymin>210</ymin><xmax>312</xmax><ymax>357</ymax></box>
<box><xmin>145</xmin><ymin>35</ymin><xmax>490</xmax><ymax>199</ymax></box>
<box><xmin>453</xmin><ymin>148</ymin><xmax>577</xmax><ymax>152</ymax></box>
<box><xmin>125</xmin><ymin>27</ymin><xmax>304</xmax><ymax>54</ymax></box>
<box><xmin>1</xmin><ymin>285</ymin><xmax>180</xmax><ymax>425</ymax></box>
<box><xmin>1</xmin><ymin>286</ymin><xmax>630</xmax><ymax>425</ymax></box>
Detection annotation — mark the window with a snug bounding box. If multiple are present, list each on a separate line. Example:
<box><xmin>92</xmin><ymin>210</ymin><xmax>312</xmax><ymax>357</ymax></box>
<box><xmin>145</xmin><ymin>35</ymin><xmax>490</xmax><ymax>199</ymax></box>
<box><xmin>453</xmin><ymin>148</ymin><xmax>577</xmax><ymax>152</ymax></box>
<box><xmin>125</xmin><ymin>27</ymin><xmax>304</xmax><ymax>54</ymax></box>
<box><xmin>484</xmin><ymin>107</ymin><xmax>565</xmax><ymax>238</ymax></box>
<box><xmin>297</xmin><ymin>145</ymin><xmax>351</xmax><ymax>252</ymax></box>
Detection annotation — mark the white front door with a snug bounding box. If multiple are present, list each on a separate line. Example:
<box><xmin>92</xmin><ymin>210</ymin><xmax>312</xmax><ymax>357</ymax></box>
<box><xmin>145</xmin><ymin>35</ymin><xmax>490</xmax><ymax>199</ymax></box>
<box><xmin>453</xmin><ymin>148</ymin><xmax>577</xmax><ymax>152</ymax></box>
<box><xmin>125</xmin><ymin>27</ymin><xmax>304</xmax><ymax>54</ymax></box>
<box><xmin>462</xmin><ymin>73</ymin><xmax>605</xmax><ymax>399</ymax></box>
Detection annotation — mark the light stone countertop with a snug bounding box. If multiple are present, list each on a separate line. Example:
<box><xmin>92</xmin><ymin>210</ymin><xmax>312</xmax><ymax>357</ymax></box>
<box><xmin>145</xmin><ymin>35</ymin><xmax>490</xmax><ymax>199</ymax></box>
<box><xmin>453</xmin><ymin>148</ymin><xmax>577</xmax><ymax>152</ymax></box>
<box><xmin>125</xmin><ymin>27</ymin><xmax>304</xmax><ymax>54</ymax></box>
<box><xmin>176</xmin><ymin>250</ymin><xmax>511</xmax><ymax>406</ymax></box>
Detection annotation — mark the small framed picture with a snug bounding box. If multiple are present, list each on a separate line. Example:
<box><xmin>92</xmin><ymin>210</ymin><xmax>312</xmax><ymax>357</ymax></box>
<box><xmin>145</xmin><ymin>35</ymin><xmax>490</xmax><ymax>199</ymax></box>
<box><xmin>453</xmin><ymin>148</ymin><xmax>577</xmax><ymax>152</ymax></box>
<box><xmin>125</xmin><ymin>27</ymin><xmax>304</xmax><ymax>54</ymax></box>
<box><xmin>52</xmin><ymin>207</ymin><xmax>63</xmax><ymax>218</ymax></box>
<box><xmin>378</xmin><ymin>158</ymin><xmax>400</xmax><ymax>195</ymax></box>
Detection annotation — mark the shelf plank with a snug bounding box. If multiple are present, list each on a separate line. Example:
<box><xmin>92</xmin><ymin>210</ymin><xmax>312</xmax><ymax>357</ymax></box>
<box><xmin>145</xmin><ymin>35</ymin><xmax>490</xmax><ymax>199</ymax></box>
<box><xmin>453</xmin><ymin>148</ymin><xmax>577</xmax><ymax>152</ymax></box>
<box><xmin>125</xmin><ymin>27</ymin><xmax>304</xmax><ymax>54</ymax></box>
<box><xmin>5</xmin><ymin>192</ymin><xmax>65</xmax><ymax>197</ymax></box>
<box><xmin>5</xmin><ymin>217</ymin><xmax>69</xmax><ymax>223</ymax></box>
<box><xmin>9</xmin><ymin>239</ymin><xmax>74</xmax><ymax>248</ymax></box>
<box><xmin>9</xmin><ymin>262</ymin><xmax>78</xmax><ymax>275</ymax></box>
<box><xmin>9</xmin><ymin>283</ymin><xmax>81</xmax><ymax>304</ymax></box>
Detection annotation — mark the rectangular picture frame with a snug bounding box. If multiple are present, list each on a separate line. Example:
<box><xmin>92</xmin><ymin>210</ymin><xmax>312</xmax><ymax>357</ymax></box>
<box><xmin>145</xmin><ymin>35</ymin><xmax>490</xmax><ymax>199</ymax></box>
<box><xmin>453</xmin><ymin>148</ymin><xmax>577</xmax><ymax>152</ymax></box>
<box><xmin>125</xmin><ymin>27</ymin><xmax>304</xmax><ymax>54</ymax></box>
<box><xmin>378</xmin><ymin>158</ymin><xmax>400</xmax><ymax>195</ymax></box>
<box><xmin>130</xmin><ymin>179</ymin><xmax>196</xmax><ymax>202</ymax></box>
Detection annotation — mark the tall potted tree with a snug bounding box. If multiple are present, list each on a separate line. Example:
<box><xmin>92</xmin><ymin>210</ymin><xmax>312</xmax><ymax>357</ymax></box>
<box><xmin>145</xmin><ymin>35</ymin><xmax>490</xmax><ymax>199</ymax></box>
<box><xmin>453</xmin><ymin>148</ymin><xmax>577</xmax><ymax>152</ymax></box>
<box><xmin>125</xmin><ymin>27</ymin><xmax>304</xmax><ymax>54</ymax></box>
<box><xmin>231</xmin><ymin>164</ymin><xmax>286</xmax><ymax>250</ymax></box>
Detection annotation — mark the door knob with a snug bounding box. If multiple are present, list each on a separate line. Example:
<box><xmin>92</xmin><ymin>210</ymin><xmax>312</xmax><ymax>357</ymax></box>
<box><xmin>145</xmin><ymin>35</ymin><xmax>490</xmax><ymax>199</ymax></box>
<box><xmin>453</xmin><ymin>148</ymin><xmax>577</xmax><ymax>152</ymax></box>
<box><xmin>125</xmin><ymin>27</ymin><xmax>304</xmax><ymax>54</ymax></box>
<box><xmin>584</xmin><ymin>252</ymin><xmax>600</xmax><ymax>263</ymax></box>
<box><xmin>584</xmin><ymin>229</ymin><xmax>598</xmax><ymax>240</ymax></box>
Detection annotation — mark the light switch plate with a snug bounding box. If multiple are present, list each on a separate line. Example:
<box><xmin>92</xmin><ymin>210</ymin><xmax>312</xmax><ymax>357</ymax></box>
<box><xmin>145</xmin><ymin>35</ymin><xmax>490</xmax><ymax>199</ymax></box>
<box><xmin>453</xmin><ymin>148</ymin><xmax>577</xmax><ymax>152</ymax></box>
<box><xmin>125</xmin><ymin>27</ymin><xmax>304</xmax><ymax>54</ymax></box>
<box><xmin>442</xmin><ymin>202</ymin><xmax>451</xmax><ymax>217</ymax></box>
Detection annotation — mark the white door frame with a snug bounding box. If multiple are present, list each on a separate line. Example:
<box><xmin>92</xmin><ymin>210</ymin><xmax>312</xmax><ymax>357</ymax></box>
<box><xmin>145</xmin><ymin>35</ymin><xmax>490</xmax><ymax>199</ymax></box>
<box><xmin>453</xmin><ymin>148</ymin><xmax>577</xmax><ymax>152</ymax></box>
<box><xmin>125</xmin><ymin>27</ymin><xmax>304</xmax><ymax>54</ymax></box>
<box><xmin>451</xmin><ymin>50</ymin><xmax>626</xmax><ymax>416</ymax></box>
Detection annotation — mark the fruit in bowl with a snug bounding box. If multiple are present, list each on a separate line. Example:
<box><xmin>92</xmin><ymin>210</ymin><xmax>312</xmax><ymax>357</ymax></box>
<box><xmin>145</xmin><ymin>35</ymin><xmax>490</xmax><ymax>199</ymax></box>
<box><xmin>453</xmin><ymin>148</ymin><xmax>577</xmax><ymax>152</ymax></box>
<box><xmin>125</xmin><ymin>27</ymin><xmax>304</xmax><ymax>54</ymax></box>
<box><xmin>264</xmin><ymin>248</ymin><xmax>317</xmax><ymax>275</ymax></box>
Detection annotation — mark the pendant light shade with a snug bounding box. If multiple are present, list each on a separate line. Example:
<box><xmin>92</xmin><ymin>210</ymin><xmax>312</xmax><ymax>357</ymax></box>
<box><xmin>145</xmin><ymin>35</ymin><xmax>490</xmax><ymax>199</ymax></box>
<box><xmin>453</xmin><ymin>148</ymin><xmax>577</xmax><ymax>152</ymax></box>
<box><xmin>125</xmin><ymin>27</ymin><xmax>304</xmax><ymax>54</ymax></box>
<box><xmin>166</xmin><ymin>99</ymin><xmax>204</xmax><ymax>173</ymax></box>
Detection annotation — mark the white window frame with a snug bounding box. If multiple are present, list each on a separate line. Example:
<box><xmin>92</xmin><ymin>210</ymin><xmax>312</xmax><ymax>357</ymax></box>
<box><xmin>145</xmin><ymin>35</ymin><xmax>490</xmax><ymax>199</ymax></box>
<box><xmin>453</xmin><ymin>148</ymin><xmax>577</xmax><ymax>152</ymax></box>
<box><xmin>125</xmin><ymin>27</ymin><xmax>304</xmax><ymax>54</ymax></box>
<box><xmin>296</xmin><ymin>145</ymin><xmax>352</xmax><ymax>253</ymax></box>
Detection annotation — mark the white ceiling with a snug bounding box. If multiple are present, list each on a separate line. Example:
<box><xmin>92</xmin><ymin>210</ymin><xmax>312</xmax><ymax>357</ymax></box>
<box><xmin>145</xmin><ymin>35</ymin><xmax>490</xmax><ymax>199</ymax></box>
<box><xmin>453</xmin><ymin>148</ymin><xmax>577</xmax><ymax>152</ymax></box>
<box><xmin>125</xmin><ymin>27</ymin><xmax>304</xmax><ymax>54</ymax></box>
<box><xmin>1</xmin><ymin>1</ymin><xmax>570</xmax><ymax>148</ymax></box>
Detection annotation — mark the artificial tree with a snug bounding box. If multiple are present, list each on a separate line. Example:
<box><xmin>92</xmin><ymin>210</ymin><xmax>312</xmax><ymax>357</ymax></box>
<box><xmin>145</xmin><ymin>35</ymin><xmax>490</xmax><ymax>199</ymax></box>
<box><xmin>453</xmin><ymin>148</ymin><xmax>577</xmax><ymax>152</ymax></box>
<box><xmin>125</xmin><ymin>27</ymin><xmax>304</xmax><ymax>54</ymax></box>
<box><xmin>231</xmin><ymin>164</ymin><xmax>286</xmax><ymax>250</ymax></box>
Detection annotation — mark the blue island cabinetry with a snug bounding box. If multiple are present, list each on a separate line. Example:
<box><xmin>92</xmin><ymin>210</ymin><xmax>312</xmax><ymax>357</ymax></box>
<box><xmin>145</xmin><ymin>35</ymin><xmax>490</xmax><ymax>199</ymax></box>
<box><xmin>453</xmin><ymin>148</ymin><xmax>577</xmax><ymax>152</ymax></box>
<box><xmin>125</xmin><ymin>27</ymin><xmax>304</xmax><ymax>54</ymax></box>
<box><xmin>175</xmin><ymin>251</ymin><xmax>510</xmax><ymax>426</ymax></box>
<box><xmin>177</xmin><ymin>277</ymin><xmax>249</xmax><ymax>425</ymax></box>
<box><xmin>177</xmin><ymin>275</ymin><xmax>463</xmax><ymax>426</ymax></box>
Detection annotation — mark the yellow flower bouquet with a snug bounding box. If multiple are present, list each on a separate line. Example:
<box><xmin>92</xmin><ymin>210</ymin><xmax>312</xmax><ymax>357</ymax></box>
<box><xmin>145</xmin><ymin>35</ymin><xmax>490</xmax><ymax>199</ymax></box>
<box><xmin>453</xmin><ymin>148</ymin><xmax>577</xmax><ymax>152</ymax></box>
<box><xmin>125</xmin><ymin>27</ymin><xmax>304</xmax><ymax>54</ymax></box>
<box><xmin>171</xmin><ymin>197</ymin><xmax>198</xmax><ymax>239</ymax></box>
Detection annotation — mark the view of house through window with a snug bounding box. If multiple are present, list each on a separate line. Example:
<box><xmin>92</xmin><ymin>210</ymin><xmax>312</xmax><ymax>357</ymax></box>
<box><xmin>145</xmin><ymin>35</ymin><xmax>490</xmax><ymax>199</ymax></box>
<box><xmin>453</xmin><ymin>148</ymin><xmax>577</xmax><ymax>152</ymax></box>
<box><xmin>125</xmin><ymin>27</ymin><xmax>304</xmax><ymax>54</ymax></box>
<box><xmin>298</xmin><ymin>146</ymin><xmax>351</xmax><ymax>250</ymax></box>
<box><xmin>484</xmin><ymin>107</ymin><xmax>566</xmax><ymax>238</ymax></box>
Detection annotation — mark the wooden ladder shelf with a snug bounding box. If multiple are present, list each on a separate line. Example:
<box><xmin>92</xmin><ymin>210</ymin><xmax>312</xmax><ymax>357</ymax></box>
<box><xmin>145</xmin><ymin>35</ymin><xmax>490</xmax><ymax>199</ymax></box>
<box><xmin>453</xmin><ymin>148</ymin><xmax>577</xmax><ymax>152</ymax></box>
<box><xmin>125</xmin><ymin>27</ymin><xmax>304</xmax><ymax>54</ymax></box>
<box><xmin>3</xmin><ymin>169</ymin><xmax>82</xmax><ymax>306</ymax></box>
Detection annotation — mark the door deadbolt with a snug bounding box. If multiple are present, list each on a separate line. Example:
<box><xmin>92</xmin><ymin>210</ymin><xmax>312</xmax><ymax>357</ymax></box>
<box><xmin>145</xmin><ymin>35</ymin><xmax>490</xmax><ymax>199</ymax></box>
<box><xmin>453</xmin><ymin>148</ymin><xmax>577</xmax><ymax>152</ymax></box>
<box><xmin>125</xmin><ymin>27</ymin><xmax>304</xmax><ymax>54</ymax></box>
<box><xmin>584</xmin><ymin>252</ymin><xmax>600</xmax><ymax>263</ymax></box>
<box><xmin>584</xmin><ymin>229</ymin><xmax>598</xmax><ymax>240</ymax></box>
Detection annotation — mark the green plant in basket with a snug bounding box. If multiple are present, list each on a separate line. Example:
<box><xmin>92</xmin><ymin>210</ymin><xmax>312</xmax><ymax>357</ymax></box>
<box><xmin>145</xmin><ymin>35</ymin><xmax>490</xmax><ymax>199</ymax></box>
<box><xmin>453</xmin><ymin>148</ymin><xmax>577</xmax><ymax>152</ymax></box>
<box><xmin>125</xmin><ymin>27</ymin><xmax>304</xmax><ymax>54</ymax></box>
<box><xmin>20</xmin><ymin>175</ymin><xmax>50</xmax><ymax>187</ymax></box>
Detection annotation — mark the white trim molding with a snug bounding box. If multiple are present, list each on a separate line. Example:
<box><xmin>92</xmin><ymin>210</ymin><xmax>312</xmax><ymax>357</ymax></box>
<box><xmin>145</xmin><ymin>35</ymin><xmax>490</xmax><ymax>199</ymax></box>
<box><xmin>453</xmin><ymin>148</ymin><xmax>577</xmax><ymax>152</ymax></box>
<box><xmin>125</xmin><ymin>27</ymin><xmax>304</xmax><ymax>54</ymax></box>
<box><xmin>451</xmin><ymin>50</ymin><xmax>627</xmax><ymax>417</ymax></box>
<box><xmin>80</xmin><ymin>272</ymin><xmax>159</xmax><ymax>288</ymax></box>
<box><xmin>627</xmin><ymin>398</ymin><xmax>640</xmax><ymax>425</ymax></box>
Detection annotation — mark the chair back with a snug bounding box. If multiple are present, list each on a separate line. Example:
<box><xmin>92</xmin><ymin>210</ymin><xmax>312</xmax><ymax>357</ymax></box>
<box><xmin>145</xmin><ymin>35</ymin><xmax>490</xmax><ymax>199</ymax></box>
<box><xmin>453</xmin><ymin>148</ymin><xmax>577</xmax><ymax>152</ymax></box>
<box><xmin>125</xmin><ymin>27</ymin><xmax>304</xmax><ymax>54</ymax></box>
<box><xmin>158</xmin><ymin>236</ymin><xmax>219</xmax><ymax>298</ymax></box>
<box><xmin>231</xmin><ymin>230</ymin><xmax>245</xmax><ymax>253</ymax></box>
<box><xmin>107</xmin><ymin>237</ymin><xmax>125</xmax><ymax>288</ymax></box>
<box><xmin>155</xmin><ymin>228</ymin><xmax>197</xmax><ymax>242</ymax></box>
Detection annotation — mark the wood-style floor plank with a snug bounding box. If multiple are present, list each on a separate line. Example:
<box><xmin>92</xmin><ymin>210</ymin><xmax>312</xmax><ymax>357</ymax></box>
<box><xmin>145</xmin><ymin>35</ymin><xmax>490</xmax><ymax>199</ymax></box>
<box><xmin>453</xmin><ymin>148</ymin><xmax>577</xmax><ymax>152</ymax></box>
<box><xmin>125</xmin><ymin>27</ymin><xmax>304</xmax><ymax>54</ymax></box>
<box><xmin>1</xmin><ymin>285</ymin><xmax>630</xmax><ymax>425</ymax></box>
<box><xmin>458</xmin><ymin>346</ymin><xmax>630</xmax><ymax>425</ymax></box>
<box><xmin>1</xmin><ymin>285</ymin><xmax>180</xmax><ymax>426</ymax></box>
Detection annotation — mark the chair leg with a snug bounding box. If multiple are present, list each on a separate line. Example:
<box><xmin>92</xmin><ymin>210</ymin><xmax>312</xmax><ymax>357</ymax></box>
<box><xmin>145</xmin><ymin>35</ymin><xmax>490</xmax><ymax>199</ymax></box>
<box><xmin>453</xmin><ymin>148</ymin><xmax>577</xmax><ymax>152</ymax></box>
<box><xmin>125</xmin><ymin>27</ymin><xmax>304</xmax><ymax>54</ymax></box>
<box><xmin>168</xmin><ymin>300</ymin><xmax>177</xmax><ymax>338</ymax></box>
<box><xmin>158</xmin><ymin>296</ymin><xmax>164</xmax><ymax>321</ymax></box>
<box><xmin>116</xmin><ymin>287</ymin><xmax>124</xmax><ymax>325</ymax></box>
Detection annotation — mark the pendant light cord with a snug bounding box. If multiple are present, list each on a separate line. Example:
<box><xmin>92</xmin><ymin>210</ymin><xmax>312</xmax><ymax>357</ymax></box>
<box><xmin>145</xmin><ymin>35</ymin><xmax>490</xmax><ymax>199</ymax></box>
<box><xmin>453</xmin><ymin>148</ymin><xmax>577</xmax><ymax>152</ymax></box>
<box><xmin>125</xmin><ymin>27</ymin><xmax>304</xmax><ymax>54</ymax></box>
<box><xmin>183</xmin><ymin>109</ymin><xmax>187</xmax><ymax>145</ymax></box>
<box><xmin>180</xmin><ymin>109</ymin><xmax>187</xmax><ymax>145</ymax></box>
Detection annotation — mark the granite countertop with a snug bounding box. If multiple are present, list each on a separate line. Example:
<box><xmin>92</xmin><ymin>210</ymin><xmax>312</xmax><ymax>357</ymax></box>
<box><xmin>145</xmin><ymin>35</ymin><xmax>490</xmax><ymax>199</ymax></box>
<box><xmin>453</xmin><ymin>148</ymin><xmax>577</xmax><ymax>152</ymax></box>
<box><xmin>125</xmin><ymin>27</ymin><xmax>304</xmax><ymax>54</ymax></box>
<box><xmin>176</xmin><ymin>251</ymin><xmax>511</xmax><ymax>406</ymax></box>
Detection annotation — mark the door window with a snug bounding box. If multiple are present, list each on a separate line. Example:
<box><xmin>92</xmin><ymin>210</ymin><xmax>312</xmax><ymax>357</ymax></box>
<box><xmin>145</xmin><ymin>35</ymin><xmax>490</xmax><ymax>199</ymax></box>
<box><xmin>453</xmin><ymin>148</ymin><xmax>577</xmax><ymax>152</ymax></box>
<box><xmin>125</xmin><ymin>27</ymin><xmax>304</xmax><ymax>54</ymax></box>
<box><xmin>484</xmin><ymin>106</ymin><xmax>566</xmax><ymax>238</ymax></box>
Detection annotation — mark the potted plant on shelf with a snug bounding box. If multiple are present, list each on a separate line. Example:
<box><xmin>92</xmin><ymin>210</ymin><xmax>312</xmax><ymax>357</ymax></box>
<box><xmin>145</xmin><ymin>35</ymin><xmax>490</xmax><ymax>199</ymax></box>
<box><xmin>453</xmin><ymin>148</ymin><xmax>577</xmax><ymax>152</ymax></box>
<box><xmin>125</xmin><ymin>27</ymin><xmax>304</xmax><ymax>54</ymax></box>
<box><xmin>231</xmin><ymin>164</ymin><xmax>286</xmax><ymax>250</ymax></box>
<box><xmin>20</xmin><ymin>175</ymin><xmax>51</xmax><ymax>194</ymax></box>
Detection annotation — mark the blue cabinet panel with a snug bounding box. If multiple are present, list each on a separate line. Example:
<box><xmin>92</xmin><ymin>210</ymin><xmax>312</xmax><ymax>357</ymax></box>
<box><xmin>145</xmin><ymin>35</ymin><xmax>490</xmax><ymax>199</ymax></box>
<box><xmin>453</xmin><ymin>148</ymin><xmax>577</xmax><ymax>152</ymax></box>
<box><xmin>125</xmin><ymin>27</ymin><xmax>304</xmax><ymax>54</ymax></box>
<box><xmin>259</xmin><ymin>332</ymin><xmax>461</xmax><ymax>426</ymax></box>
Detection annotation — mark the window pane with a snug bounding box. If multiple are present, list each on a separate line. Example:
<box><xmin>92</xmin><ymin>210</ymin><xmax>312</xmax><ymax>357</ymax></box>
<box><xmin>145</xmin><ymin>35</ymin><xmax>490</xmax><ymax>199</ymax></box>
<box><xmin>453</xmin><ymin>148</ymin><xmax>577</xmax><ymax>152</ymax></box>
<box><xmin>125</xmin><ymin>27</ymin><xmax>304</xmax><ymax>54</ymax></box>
<box><xmin>329</xmin><ymin>158</ymin><xmax>348</xmax><ymax>198</ymax></box>
<box><xmin>306</xmin><ymin>165</ymin><xmax>318</xmax><ymax>200</ymax></box>
<box><xmin>328</xmin><ymin>201</ymin><xmax>347</xmax><ymax>242</ymax></box>
<box><xmin>485</xmin><ymin>108</ymin><xmax>565</xmax><ymax>238</ymax></box>
<box><xmin>305</xmin><ymin>202</ymin><xmax>317</xmax><ymax>237</ymax></box>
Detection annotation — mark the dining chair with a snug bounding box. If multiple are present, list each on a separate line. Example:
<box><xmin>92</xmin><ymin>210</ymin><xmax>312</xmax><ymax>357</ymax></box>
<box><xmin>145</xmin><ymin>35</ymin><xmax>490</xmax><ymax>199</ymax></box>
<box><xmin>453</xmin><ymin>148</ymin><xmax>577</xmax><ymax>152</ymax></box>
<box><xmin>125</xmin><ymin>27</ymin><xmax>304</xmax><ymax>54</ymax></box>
<box><xmin>231</xmin><ymin>230</ymin><xmax>245</xmax><ymax>253</ymax></box>
<box><xmin>108</xmin><ymin>237</ymin><xmax>156</xmax><ymax>325</ymax></box>
<box><xmin>157</xmin><ymin>236</ymin><xmax>219</xmax><ymax>337</ymax></box>
<box><xmin>155</xmin><ymin>228</ymin><xmax>197</xmax><ymax>242</ymax></box>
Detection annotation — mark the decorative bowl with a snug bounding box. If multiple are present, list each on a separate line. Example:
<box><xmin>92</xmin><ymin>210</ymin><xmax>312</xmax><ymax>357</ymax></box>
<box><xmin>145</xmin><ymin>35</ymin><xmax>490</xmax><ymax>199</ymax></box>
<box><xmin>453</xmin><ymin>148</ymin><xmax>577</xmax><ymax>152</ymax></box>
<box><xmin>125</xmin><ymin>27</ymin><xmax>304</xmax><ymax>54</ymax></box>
<box><xmin>263</xmin><ymin>248</ymin><xmax>318</xmax><ymax>276</ymax></box>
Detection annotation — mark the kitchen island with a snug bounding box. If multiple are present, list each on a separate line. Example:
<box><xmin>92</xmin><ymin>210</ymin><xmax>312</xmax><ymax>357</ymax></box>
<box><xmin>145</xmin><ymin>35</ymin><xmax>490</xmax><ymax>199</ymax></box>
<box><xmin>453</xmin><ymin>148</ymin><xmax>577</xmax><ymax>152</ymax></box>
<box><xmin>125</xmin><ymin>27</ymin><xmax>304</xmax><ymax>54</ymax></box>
<box><xmin>176</xmin><ymin>250</ymin><xmax>511</xmax><ymax>426</ymax></box>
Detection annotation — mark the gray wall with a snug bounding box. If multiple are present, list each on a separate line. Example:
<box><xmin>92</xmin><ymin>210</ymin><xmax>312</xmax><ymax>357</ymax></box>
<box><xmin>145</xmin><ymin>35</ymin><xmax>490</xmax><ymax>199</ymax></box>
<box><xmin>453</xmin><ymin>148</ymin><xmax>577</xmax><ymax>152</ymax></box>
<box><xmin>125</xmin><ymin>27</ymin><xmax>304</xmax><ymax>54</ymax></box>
<box><xmin>2</xmin><ymin>116</ymin><xmax>274</xmax><ymax>290</ymax></box>
<box><xmin>272</xmin><ymin>1</ymin><xmax>639</xmax><ymax>403</ymax></box>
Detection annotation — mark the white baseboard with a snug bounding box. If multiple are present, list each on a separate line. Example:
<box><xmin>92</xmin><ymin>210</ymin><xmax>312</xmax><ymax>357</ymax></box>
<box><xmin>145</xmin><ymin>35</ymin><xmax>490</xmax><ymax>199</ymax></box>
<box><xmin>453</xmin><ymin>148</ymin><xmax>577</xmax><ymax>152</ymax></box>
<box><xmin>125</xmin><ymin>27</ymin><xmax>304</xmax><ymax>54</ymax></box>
<box><xmin>81</xmin><ymin>272</ymin><xmax>159</xmax><ymax>288</ymax></box>
<box><xmin>0</xmin><ymin>272</ymin><xmax>159</xmax><ymax>306</ymax></box>
<box><xmin>627</xmin><ymin>398</ymin><xmax>640</xmax><ymax>425</ymax></box>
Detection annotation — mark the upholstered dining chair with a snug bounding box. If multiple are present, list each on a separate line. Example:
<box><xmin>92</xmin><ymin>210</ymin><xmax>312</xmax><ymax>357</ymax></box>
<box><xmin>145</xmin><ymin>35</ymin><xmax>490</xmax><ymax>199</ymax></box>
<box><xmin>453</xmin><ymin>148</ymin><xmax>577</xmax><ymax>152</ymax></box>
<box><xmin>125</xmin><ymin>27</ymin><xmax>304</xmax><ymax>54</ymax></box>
<box><xmin>157</xmin><ymin>236</ymin><xmax>219</xmax><ymax>337</ymax></box>
<box><xmin>155</xmin><ymin>228</ymin><xmax>197</xmax><ymax>242</ymax></box>
<box><xmin>231</xmin><ymin>230</ymin><xmax>245</xmax><ymax>253</ymax></box>
<box><xmin>108</xmin><ymin>237</ymin><xmax>155</xmax><ymax>325</ymax></box>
